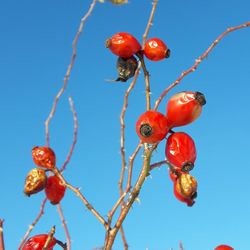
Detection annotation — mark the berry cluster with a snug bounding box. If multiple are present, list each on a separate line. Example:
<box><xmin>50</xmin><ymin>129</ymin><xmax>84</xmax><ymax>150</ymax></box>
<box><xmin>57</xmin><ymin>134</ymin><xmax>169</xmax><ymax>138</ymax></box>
<box><xmin>105</xmin><ymin>32</ymin><xmax>206</xmax><ymax>207</ymax></box>
<box><xmin>24</xmin><ymin>146</ymin><xmax>66</xmax><ymax>205</ymax></box>
<box><xmin>136</xmin><ymin>91</ymin><xmax>206</xmax><ymax>206</ymax></box>
<box><xmin>106</xmin><ymin>32</ymin><xmax>170</xmax><ymax>81</ymax></box>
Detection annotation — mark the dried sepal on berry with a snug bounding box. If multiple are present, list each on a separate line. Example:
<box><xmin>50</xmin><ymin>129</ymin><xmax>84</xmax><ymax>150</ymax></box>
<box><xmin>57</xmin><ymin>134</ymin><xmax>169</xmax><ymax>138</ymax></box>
<box><xmin>144</xmin><ymin>38</ymin><xmax>170</xmax><ymax>61</ymax></box>
<box><xmin>106</xmin><ymin>32</ymin><xmax>141</xmax><ymax>59</ymax></box>
<box><xmin>32</xmin><ymin>146</ymin><xmax>56</xmax><ymax>169</ymax></box>
<box><xmin>165</xmin><ymin>132</ymin><xmax>196</xmax><ymax>172</ymax></box>
<box><xmin>24</xmin><ymin>168</ymin><xmax>47</xmax><ymax>196</ymax></box>
<box><xmin>166</xmin><ymin>91</ymin><xmax>206</xmax><ymax>128</ymax></box>
<box><xmin>136</xmin><ymin>110</ymin><xmax>170</xmax><ymax>144</ymax></box>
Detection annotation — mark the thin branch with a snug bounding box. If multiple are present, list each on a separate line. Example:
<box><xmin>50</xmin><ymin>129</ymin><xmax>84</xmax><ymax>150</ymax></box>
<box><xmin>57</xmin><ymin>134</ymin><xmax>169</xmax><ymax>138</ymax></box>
<box><xmin>125</xmin><ymin>143</ymin><xmax>143</xmax><ymax>191</ymax></box>
<box><xmin>52</xmin><ymin>168</ymin><xmax>109</xmax><ymax>230</ymax></box>
<box><xmin>57</xmin><ymin>204</ymin><xmax>71</xmax><ymax>250</ymax></box>
<box><xmin>18</xmin><ymin>198</ymin><xmax>47</xmax><ymax>250</ymax></box>
<box><xmin>142</xmin><ymin>0</ymin><xmax>158</xmax><ymax>47</ymax></box>
<box><xmin>0</xmin><ymin>219</ymin><xmax>5</xmax><ymax>250</ymax></box>
<box><xmin>149</xmin><ymin>160</ymin><xmax>167</xmax><ymax>171</ymax></box>
<box><xmin>42</xmin><ymin>226</ymin><xmax>56</xmax><ymax>250</ymax></box>
<box><xmin>154</xmin><ymin>21</ymin><xmax>250</xmax><ymax>110</ymax></box>
<box><xmin>141</xmin><ymin>0</ymin><xmax>159</xmax><ymax>110</ymax></box>
<box><xmin>120</xmin><ymin>226</ymin><xmax>128</xmax><ymax>250</ymax></box>
<box><xmin>179</xmin><ymin>241</ymin><xmax>185</xmax><ymax>250</ymax></box>
<box><xmin>45</xmin><ymin>0</ymin><xmax>97</xmax><ymax>146</ymax></box>
<box><xmin>104</xmin><ymin>146</ymin><xmax>156</xmax><ymax>249</ymax></box>
<box><xmin>119</xmin><ymin>63</ymin><xmax>141</xmax><ymax>198</ymax></box>
<box><xmin>60</xmin><ymin>96</ymin><xmax>78</xmax><ymax>173</ymax></box>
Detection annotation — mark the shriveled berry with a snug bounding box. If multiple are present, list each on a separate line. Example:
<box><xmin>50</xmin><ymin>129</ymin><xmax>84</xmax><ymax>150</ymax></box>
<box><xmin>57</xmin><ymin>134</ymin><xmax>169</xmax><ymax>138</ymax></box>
<box><xmin>22</xmin><ymin>234</ymin><xmax>57</xmax><ymax>250</ymax></box>
<box><xmin>116</xmin><ymin>56</ymin><xmax>138</xmax><ymax>82</ymax></box>
<box><xmin>144</xmin><ymin>38</ymin><xmax>170</xmax><ymax>61</ymax></box>
<box><xmin>106</xmin><ymin>32</ymin><xmax>141</xmax><ymax>59</ymax></box>
<box><xmin>174</xmin><ymin>173</ymin><xmax>197</xmax><ymax>206</ymax></box>
<box><xmin>45</xmin><ymin>175</ymin><xmax>66</xmax><ymax>205</ymax></box>
<box><xmin>136</xmin><ymin>110</ymin><xmax>170</xmax><ymax>144</ymax></box>
<box><xmin>165</xmin><ymin>132</ymin><xmax>196</xmax><ymax>172</ymax></box>
<box><xmin>166</xmin><ymin>91</ymin><xmax>206</xmax><ymax>128</ymax></box>
<box><xmin>32</xmin><ymin>146</ymin><xmax>56</xmax><ymax>169</ymax></box>
<box><xmin>24</xmin><ymin>168</ymin><xmax>47</xmax><ymax>196</ymax></box>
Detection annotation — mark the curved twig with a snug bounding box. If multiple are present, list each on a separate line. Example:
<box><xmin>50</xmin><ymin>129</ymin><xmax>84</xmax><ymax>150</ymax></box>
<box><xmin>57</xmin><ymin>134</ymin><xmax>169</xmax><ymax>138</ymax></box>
<box><xmin>154</xmin><ymin>21</ymin><xmax>250</xmax><ymax>110</ymax></box>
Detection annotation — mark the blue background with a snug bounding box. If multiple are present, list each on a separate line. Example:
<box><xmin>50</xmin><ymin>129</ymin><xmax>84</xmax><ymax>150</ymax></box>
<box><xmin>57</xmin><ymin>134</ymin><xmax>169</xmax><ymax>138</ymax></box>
<box><xmin>0</xmin><ymin>0</ymin><xmax>250</xmax><ymax>249</ymax></box>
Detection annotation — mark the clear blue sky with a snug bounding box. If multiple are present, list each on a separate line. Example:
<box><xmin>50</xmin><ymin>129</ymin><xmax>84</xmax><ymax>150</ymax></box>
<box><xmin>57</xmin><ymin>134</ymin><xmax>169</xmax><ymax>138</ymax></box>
<box><xmin>0</xmin><ymin>0</ymin><xmax>250</xmax><ymax>249</ymax></box>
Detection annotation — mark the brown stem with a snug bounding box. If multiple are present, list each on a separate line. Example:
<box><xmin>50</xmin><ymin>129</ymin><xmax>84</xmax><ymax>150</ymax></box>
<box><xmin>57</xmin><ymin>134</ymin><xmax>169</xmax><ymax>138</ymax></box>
<box><xmin>52</xmin><ymin>168</ymin><xmax>109</xmax><ymax>230</ymax></box>
<box><xmin>0</xmin><ymin>219</ymin><xmax>5</xmax><ymax>250</ymax></box>
<box><xmin>120</xmin><ymin>226</ymin><xmax>129</xmax><ymax>250</ymax></box>
<box><xmin>18</xmin><ymin>198</ymin><xmax>47</xmax><ymax>250</ymax></box>
<box><xmin>42</xmin><ymin>225</ymin><xmax>56</xmax><ymax>250</ymax></box>
<box><xmin>45</xmin><ymin>0</ymin><xmax>97</xmax><ymax>146</ymax></box>
<box><xmin>57</xmin><ymin>204</ymin><xmax>71</xmax><ymax>250</ymax></box>
<box><xmin>119</xmin><ymin>64</ymin><xmax>141</xmax><ymax>200</ymax></box>
<box><xmin>149</xmin><ymin>160</ymin><xmax>168</xmax><ymax>171</ymax></box>
<box><xmin>136</xmin><ymin>52</ymin><xmax>151</xmax><ymax>110</ymax></box>
<box><xmin>154</xmin><ymin>21</ymin><xmax>250</xmax><ymax>110</ymax></box>
<box><xmin>142</xmin><ymin>0</ymin><xmax>159</xmax><ymax>47</ymax></box>
<box><xmin>104</xmin><ymin>146</ymin><xmax>155</xmax><ymax>249</ymax></box>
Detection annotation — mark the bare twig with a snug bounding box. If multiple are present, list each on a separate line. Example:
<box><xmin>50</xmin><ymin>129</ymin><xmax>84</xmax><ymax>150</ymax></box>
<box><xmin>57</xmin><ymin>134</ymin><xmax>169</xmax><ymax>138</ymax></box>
<box><xmin>119</xmin><ymin>64</ymin><xmax>141</xmax><ymax>198</ymax></box>
<box><xmin>154</xmin><ymin>21</ymin><xmax>250</xmax><ymax>110</ymax></box>
<box><xmin>149</xmin><ymin>160</ymin><xmax>167</xmax><ymax>171</ymax></box>
<box><xmin>18</xmin><ymin>198</ymin><xmax>47</xmax><ymax>250</ymax></box>
<box><xmin>0</xmin><ymin>219</ymin><xmax>5</xmax><ymax>250</ymax></box>
<box><xmin>60</xmin><ymin>96</ymin><xmax>78</xmax><ymax>173</ymax></box>
<box><xmin>57</xmin><ymin>204</ymin><xmax>71</xmax><ymax>250</ymax></box>
<box><xmin>179</xmin><ymin>241</ymin><xmax>185</xmax><ymax>250</ymax></box>
<box><xmin>52</xmin><ymin>168</ymin><xmax>109</xmax><ymax>230</ymax></box>
<box><xmin>120</xmin><ymin>226</ymin><xmax>129</xmax><ymax>250</ymax></box>
<box><xmin>142</xmin><ymin>0</ymin><xmax>158</xmax><ymax>47</ymax></box>
<box><xmin>104</xmin><ymin>146</ymin><xmax>156</xmax><ymax>249</ymax></box>
<box><xmin>45</xmin><ymin>0</ymin><xmax>97</xmax><ymax>146</ymax></box>
<box><xmin>141</xmin><ymin>0</ymin><xmax>159</xmax><ymax>110</ymax></box>
<box><xmin>42</xmin><ymin>225</ymin><xmax>56</xmax><ymax>250</ymax></box>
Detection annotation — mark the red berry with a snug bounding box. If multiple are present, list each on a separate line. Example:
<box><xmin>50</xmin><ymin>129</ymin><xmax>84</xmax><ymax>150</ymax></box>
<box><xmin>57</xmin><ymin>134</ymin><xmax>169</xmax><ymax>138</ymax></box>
<box><xmin>32</xmin><ymin>146</ymin><xmax>56</xmax><ymax>169</ymax></box>
<box><xmin>144</xmin><ymin>38</ymin><xmax>170</xmax><ymax>61</ymax></box>
<box><xmin>166</xmin><ymin>91</ymin><xmax>206</xmax><ymax>128</ymax></box>
<box><xmin>136</xmin><ymin>110</ymin><xmax>170</xmax><ymax>144</ymax></box>
<box><xmin>165</xmin><ymin>132</ymin><xmax>196</xmax><ymax>172</ymax></box>
<box><xmin>22</xmin><ymin>234</ymin><xmax>56</xmax><ymax>250</ymax></box>
<box><xmin>214</xmin><ymin>245</ymin><xmax>234</xmax><ymax>250</ymax></box>
<box><xmin>173</xmin><ymin>173</ymin><xmax>197</xmax><ymax>206</ymax></box>
<box><xmin>106</xmin><ymin>32</ymin><xmax>141</xmax><ymax>59</ymax></box>
<box><xmin>24</xmin><ymin>168</ymin><xmax>47</xmax><ymax>196</ymax></box>
<box><xmin>45</xmin><ymin>176</ymin><xmax>66</xmax><ymax>205</ymax></box>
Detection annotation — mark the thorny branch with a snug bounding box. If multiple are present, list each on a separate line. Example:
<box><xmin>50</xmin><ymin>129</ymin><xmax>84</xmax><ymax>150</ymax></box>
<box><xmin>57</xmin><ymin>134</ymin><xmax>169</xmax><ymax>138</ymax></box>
<box><xmin>0</xmin><ymin>219</ymin><xmax>5</xmax><ymax>250</ymax></box>
<box><xmin>52</xmin><ymin>168</ymin><xmax>109</xmax><ymax>230</ymax></box>
<box><xmin>18</xmin><ymin>198</ymin><xmax>47</xmax><ymax>250</ymax></box>
<box><xmin>154</xmin><ymin>21</ymin><xmax>250</xmax><ymax>110</ymax></box>
<box><xmin>141</xmin><ymin>0</ymin><xmax>159</xmax><ymax>111</ymax></box>
<box><xmin>45</xmin><ymin>0</ymin><xmax>97</xmax><ymax>146</ymax></box>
